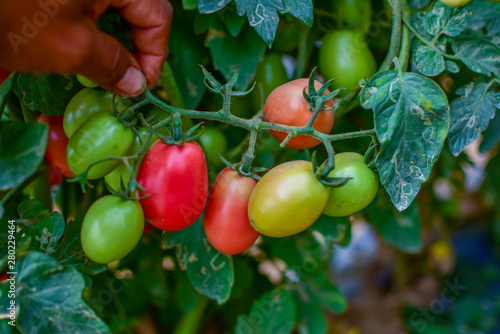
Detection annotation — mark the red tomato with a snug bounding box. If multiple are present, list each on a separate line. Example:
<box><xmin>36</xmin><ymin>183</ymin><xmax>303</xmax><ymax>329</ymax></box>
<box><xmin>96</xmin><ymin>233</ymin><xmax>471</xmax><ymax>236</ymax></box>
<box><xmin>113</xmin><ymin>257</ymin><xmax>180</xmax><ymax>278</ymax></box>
<box><xmin>204</xmin><ymin>167</ymin><xmax>259</xmax><ymax>255</ymax></box>
<box><xmin>137</xmin><ymin>140</ymin><xmax>208</xmax><ymax>231</ymax></box>
<box><xmin>37</xmin><ymin>114</ymin><xmax>74</xmax><ymax>185</ymax></box>
<box><xmin>263</xmin><ymin>78</ymin><xmax>334</xmax><ymax>149</ymax></box>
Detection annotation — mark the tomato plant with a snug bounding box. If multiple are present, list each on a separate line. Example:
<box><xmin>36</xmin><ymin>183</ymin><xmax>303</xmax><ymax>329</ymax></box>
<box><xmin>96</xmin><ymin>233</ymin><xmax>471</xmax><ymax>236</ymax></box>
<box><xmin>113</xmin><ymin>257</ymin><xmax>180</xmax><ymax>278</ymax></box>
<box><xmin>81</xmin><ymin>195</ymin><xmax>144</xmax><ymax>264</ymax></box>
<box><xmin>248</xmin><ymin>160</ymin><xmax>330</xmax><ymax>237</ymax></box>
<box><xmin>263</xmin><ymin>78</ymin><xmax>334</xmax><ymax>149</ymax></box>
<box><xmin>198</xmin><ymin>127</ymin><xmax>227</xmax><ymax>166</ymax></box>
<box><xmin>250</xmin><ymin>53</ymin><xmax>288</xmax><ymax>110</ymax></box>
<box><xmin>137</xmin><ymin>140</ymin><xmax>208</xmax><ymax>231</ymax></box>
<box><xmin>323</xmin><ymin>152</ymin><xmax>379</xmax><ymax>217</ymax></box>
<box><xmin>332</xmin><ymin>0</ymin><xmax>372</xmax><ymax>34</ymax></box>
<box><xmin>204</xmin><ymin>167</ymin><xmax>259</xmax><ymax>254</ymax></box>
<box><xmin>66</xmin><ymin>113</ymin><xmax>135</xmax><ymax>179</ymax></box>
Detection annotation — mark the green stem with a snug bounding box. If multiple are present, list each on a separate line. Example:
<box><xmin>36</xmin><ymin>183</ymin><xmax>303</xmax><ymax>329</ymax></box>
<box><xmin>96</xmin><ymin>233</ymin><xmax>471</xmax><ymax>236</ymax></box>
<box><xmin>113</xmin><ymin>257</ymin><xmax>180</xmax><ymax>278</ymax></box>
<box><xmin>161</xmin><ymin>62</ymin><xmax>186</xmax><ymax>109</ymax></box>
<box><xmin>240</xmin><ymin>129</ymin><xmax>258</xmax><ymax>175</ymax></box>
<box><xmin>380</xmin><ymin>0</ymin><xmax>402</xmax><ymax>71</ymax></box>
<box><xmin>21</xmin><ymin>101</ymin><xmax>36</xmax><ymax>123</ymax></box>
<box><xmin>173</xmin><ymin>297</ymin><xmax>209</xmax><ymax>334</ymax></box>
<box><xmin>294</xmin><ymin>26</ymin><xmax>312</xmax><ymax>79</ymax></box>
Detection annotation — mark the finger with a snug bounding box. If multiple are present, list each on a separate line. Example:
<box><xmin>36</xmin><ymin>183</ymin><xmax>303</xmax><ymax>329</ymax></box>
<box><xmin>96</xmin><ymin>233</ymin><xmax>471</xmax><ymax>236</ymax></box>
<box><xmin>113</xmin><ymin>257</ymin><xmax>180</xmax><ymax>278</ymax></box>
<box><xmin>110</xmin><ymin>0</ymin><xmax>172</xmax><ymax>87</ymax></box>
<box><xmin>75</xmin><ymin>22</ymin><xmax>147</xmax><ymax>97</ymax></box>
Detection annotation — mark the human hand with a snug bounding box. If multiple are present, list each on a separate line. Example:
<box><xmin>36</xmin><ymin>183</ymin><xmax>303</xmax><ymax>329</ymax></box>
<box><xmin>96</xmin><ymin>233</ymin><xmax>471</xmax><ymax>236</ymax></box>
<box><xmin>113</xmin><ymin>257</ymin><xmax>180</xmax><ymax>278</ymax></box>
<box><xmin>0</xmin><ymin>0</ymin><xmax>173</xmax><ymax>97</ymax></box>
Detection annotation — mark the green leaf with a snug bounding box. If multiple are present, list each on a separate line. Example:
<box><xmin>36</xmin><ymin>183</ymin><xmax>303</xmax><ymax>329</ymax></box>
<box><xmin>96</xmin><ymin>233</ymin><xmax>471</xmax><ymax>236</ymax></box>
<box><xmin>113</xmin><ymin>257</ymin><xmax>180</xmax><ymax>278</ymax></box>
<box><xmin>409</xmin><ymin>0</ymin><xmax>431</xmax><ymax>10</ymax></box>
<box><xmin>183</xmin><ymin>0</ymin><xmax>197</xmax><ymax>10</ymax></box>
<box><xmin>294</xmin><ymin>292</ymin><xmax>327</xmax><ymax>334</ymax></box>
<box><xmin>3</xmin><ymin>251</ymin><xmax>110</xmax><ymax>333</ymax></box>
<box><xmin>17</xmin><ymin>199</ymin><xmax>49</xmax><ymax>220</ymax></box>
<box><xmin>413</xmin><ymin>43</ymin><xmax>446</xmax><ymax>77</ymax></box>
<box><xmin>198</xmin><ymin>0</ymin><xmax>232</xmax><ymax>13</ymax></box>
<box><xmin>164</xmin><ymin>217</ymin><xmax>234</xmax><ymax>304</ymax></box>
<box><xmin>207</xmin><ymin>26</ymin><xmax>266</xmax><ymax>90</ymax></box>
<box><xmin>310</xmin><ymin>215</ymin><xmax>350</xmax><ymax>249</ymax></box>
<box><xmin>487</xmin><ymin>18</ymin><xmax>500</xmax><ymax>36</ymax></box>
<box><xmin>480</xmin><ymin>108</ymin><xmax>500</xmax><ymax>152</ymax></box>
<box><xmin>0</xmin><ymin>121</ymin><xmax>47</xmax><ymax>191</ymax></box>
<box><xmin>445</xmin><ymin>60</ymin><xmax>460</xmax><ymax>73</ymax></box>
<box><xmin>452</xmin><ymin>38</ymin><xmax>500</xmax><ymax>78</ymax></box>
<box><xmin>235</xmin><ymin>0</ymin><xmax>284</xmax><ymax>47</ymax></box>
<box><xmin>423</xmin><ymin>1</ymin><xmax>472</xmax><ymax>37</ymax></box>
<box><xmin>31</xmin><ymin>213</ymin><xmax>65</xmax><ymax>255</ymax></box>
<box><xmin>367</xmin><ymin>189</ymin><xmax>422</xmax><ymax>253</ymax></box>
<box><xmin>360</xmin><ymin>69</ymin><xmax>450</xmax><ymax>211</ymax></box>
<box><xmin>469</xmin><ymin>0</ymin><xmax>500</xmax><ymax>31</ymax></box>
<box><xmin>53</xmin><ymin>217</ymin><xmax>107</xmax><ymax>275</ymax></box>
<box><xmin>305</xmin><ymin>272</ymin><xmax>347</xmax><ymax>314</ymax></box>
<box><xmin>224</xmin><ymin>7</ymin><xmax>247</xmax><ymax>37</ymax></box>
<box><xmin>281</xmin><ymin>0</ymin><xmax>313</xmax><ymax>27</ymax></box>
<box><xmin>234</xmin><ymin>288</ymin><xmax>296</xmax><ymax>334</ymax></box>
<box><xmin>0</xmin><ymin>73</ymin><xmax>18</xmax><ymax>120</ymax></box>
<box><xmin>13</xmin><ymin>74</ymin><xmax>81</xmax><ymax>115</ymax></box>
<box><xmin>448</xmin><ymin>81</ymin><xmax>497</xmax><ymax>156</ymax></box>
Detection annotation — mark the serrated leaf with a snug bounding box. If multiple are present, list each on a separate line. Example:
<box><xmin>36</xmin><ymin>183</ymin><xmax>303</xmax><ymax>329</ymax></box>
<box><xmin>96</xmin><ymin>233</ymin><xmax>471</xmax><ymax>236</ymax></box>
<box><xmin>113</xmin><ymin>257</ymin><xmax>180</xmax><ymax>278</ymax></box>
<box><xmin>235</xmin><ymin>0</ymin><xmax>284</xmax><ymax>47</ymax></box>
<box><xmin>423</xmin><ymin>1</ymin><xmax>472</xmax><ymax>37</ymax></box>
<box><xmin>164</xmin><ymin>217</ymin><xmax>233</xmax><ymax>304</ymax></box>
<box><xmin>445</xmin><ymin>60</ymin><xmax>460</xmax><ymax>73</ymax></box>
<box><xmin>367</xmin><ymin>190</ymin><xmax>422</xmax><ymax>253</ymax></box>
<box><xmin>448</xmin><ymin>81</ymin><xmax>497</xmax><ymax>156</ymax></box>
<box><xmin>480</xmin><ymin>109</ymin><xmax>500</xmax><ymax>153</ymax></box>
<box><xmin>2</xmin><ymin>251</ymin><xmax>110</xmax><ymax>333</ymax></box>
<box><xmin>31</xmin><ymin>213</ymin><xmax>65</xmax><ymax>255</ymax></box>
<box><xmin>281</xmin><ymin>0</ymin><xmax>313</xmax><ymax>26</ymax></box>
<box><xmin>310</xmin><ymin>215</ymin><xmax>349</xmax><ymax>249</ymax></box>
<box><xmin>452</xmin><ymin>38</ymin><xmax>500</xmax><ymax>78</ymax></box>
<box><xmin>0</xmin><ymin>122</ymin><xmax>47</xmax><ymax>191</ymax></box>
<box><xmin>360</xmin><ymin>69</ymin><xmax>450</xmax><ymax>211</ymax></box>
<box><xmin>413</xmin><ymin>44</ymin><xmax>446</xmax><ymax>76</ymax></box>
<box><xmin>13</xmin><ymin>74</ymin><xmax>81</xmax><ymax>115</ymax></box>
<box><xmin>234</xmin><ymin>288</ymin><xmax>296</xmax><ymax>334</ymax></box>
<box><xmin>207</xmin><ymin>26</ymin><xmax>266</xmax><ymax>90</ymax></box>
<box><xmin>198</xmin><ymin>0</ymin><xmax>232</xmax><ymax>13</ymax></box>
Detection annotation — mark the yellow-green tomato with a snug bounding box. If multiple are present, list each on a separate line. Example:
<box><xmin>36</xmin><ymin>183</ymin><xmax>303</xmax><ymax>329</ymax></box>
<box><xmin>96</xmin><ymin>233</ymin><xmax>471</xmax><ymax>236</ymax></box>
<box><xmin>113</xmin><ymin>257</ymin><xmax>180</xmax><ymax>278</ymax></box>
<box><xmin>248</xmin><ymin>160</ymin><xmax>330</xmax><ymax>237</ymax></box>
<box><xmin>439</xmin><ymin>0</ymin><xmax>472</xmax><ymax>6</ymax></box>
<box><xmin>323</xmin><ymin>152</ymin><xmax>379</xmax><ymax>217</ymax></box>
<box><xmin>63</xmin><ymin>88</ymin><xmax>113</xmax><ymax>137</ymax></box>
<box><xmin>105</xmin><ymin>128</ymin><xmax>158</xmax><ymax>191</ymax></box>
<box><xmin>67</xmin><ymin>113</ymin><xmax>135</xmax><ymax>179</ymax></box>
<box><xmin>319</xmin><ymin>30</ymin><xmax>377</xmax><ymax>96</ymax></box>
<box><xmin>81</xmin><ymin>195</ymin><xmax>144</xmax><ymax>264</ymax></box>
<box><xmin>76</xmin><ymin>75</ymin><xmax>99</xmax><ymax>88</ymax></box>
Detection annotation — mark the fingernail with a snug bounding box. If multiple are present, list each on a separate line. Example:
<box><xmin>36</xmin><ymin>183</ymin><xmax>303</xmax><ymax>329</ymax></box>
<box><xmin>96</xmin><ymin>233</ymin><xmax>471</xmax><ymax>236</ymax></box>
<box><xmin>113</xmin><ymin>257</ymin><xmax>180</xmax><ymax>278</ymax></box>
<box><xmin>116</xmin><ymin>67</ymin><xmax>146</xmax><ymax>96</ymax></box>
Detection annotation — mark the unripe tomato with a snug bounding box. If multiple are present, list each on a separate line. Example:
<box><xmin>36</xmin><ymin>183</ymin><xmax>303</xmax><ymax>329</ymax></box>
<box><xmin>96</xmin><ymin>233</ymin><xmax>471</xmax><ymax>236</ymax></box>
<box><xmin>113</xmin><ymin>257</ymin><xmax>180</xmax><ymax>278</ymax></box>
<box><xmin>137</xmin><ymin>140</ymin><xmax>208</xmax><ymax>231</ymax></box>
<box><xmin>319</xmin><ymin>30</ymin><xmax>377</xmax><ymax>96</ymax></box>
<box><xmin>76</xmin><ymin>75</ymin><xmax>98</xmax><ymax>88</ymax></box>
<box><xmin>323</xmin><ymin>152</ymin><xmax>378</xmax><ymax>217</ymax></box>
<box><xmin>63</xmin><ymin>88</ymin><xmax>113</xmax><ymax>137</ymax></box>
<box><xmin>248</xmin><ymin>160</ymin><xmax>330</xmax><ymax>237</ymax></box>
<box><xmin>198</xmin><ymin>128</ymin><xmax>227</xmax><ymax>166</ymax></box>
<box><xmin>263</xmin><ymin>79</ymin><xmax>334</xmax><ymax>149</ymax></box>
<box><xmin>251</xmin><ymin>53</ymin><xmax>288</xmax><ymax>111</ymax></box>
<box><xmin>66</xmin><ymin>113</ymin><xmax>135</xmax><ymax>179</ymax></box>
<box><xmin>439</xmin><ymin>0</ymin><xmax>472</xmax><ymax>6</ymax></box>
<box><xmin>81</xmin><ymin>195</ymin><xmax>144</xmax><ymax>264</ymax></box>
<box><xmin>204</xmin><ymin>168</ymin><xmax>259</xmax><ymax>255</ymax></box>
<box><xmin>105</xmin><ymin>128</ymin><xmax>158</xmax><ymax>191</ymax></box>
<box><xmin>333</xmin><ymin>0</ymin><xmax>372</xmax><ymax>34</ymax></box>
<box><xmin>37</xmin><ymin>114</ymin><xmax>74</xmax><ymax>185</ymax></box>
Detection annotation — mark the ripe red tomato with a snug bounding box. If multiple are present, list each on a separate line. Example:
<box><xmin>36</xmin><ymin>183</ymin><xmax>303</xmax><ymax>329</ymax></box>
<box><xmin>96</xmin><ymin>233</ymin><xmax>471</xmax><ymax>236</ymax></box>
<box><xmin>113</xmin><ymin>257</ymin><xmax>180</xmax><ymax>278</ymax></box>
<box><xmin>137</xmin><ymin>140</ymin><xmax>208</xmax><ymax>231</ymax></box>
<box><xmin>204</xmin><ymin>167</ymin><xmax>259</xmax><ymax>255</ymax></box>
<box><xmin>263</xmin><ymin>79</ymin><xmax>334</xmax><ymax>149</ymax></box>
<box><xmin>37</xmin><ymin>114</ymin><xmax>74</xmax><ymax>185</ymax></box>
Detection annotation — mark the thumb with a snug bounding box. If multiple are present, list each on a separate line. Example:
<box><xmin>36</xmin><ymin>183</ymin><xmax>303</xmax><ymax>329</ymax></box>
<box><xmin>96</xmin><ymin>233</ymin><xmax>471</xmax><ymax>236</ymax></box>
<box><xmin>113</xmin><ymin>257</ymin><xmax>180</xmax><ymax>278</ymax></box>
<box><xmin>76</xmin><ymin>25</ymin><xmax>147</xmax><ymax>97</ymax></box>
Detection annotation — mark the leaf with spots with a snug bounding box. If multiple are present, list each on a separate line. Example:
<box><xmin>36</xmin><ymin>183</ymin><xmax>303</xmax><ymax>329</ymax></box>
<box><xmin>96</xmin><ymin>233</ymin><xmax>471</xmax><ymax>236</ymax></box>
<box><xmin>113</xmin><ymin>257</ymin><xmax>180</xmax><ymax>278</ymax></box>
<box><xmin>31</xmin><ymin>213</ymin><xmax>65</xmax><ymax>255</ymax></box>
<box><xmin>235</xmin><ymin>0</ymin><xmax>284</xmax><ymax>47</ymax></box>
<box><xmin>448</xmin><ymin>81</ymin><xmax>498</xmax><ymax>156</ymax></box>
<box><xmin>413</xmin><ymin>42</ymin><xmax>446</xmax><ymax>77</ymax></box>
<box><xmin>281</xmin><ymin>0</ymin><xmax>313</xmax><ymax>27</ymax></box>
<box><xmin>163</xmin><ymin>217</ymin><xmax>234</xmax><ymax>304</ymax></box>
<box><xmin>423</xmin><ymin>1</ymin><xmax>472</xmax><ymax>37</ymax></box>
<box><xmin>360</xmin><ymin>65</ymin><xmax>450</xmax><ymax>211</ymax></box>
<box><xmin>451</xmin><ymin>38</ymin><xmax>500</xmax><ymax>78</ymax></box>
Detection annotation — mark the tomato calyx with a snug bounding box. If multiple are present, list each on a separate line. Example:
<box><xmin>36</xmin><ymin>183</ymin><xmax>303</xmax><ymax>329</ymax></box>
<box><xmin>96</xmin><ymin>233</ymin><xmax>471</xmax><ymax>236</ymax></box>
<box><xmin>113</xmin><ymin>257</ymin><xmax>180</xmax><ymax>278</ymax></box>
<box><xmin>311</xmin><ymin>151</ymin><xmax>352</xmax><ymax>188</ymax></box>
<box><xmin>303</xmin><ymin>68</ymin><xmax>343</xmax><ymax>115</ymax></box>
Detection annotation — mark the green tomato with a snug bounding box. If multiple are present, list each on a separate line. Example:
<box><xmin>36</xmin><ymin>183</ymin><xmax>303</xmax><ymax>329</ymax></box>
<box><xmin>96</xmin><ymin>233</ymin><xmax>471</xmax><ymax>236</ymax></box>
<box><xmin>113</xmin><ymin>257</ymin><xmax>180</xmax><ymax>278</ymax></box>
<box><xmin>273</xmin><ymin>18</ymin><xmax>301</xmax><ymax>53</ymax></box>
<box><xmin>439</xmin><ymin>0</ymin><xmax>472</xmax><ymax>6</ymax></box>
<box><xmin>105</xmin><ymin>127</ymin><xmax>158</xmax><ymax>191</ymax></box>
<box><xmin>64</xmin><ymin>88</ymin><xmax>113</xmax><ymax>137</ymax></box>
<box><xmin>76</xmin><ymin>75</ymin><xmax>99</xmax><ymax>88</ymax></box>
<box><xmin>323</xmin><ymin>152</ymin><xmax>379</xmax><ymax>217</ymax></box>
<box><xmin>198</xmin><ymin>127</ymin><xmax>227</xmax><ymax>166</ymax></box>
<box><xmin>333</xmin><ymin>0</ymin><xmax>372</xmax><ymax>34</ymax></box>
<box><xmin>81</xmin><ymin>195</ymin><xmax>144</xmax><ymax>264</ymax></box>
<box><xmin>67</xmin><ymin>113</ymin><xmax>135</xmax><ymax>179</ymax></box>
<box><xmin>248</xmin><ymin>160</ymin><xmax>330</xmax><ymax>237</ymax></box>
<box><xmin>251</xmin><ymin>53</ymin><xmax>288</xmax><ymax>111</ymax></box>
<box><xmin>319</xmin><ymin>30</ymin><xmax>377</xmax><ymax>97</ymax></box>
